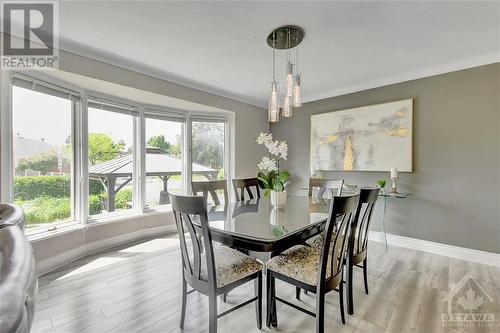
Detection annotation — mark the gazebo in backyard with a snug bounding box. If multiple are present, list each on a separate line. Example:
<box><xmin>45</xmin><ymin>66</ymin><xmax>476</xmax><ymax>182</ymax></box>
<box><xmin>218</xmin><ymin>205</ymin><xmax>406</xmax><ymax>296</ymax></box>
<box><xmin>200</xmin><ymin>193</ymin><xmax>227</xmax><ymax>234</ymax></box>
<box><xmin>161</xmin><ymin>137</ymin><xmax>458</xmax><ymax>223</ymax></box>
<box><xmin>89</xmin><ymin>147</ymin><xmax>219</xmax><ymax>212</ymax></box>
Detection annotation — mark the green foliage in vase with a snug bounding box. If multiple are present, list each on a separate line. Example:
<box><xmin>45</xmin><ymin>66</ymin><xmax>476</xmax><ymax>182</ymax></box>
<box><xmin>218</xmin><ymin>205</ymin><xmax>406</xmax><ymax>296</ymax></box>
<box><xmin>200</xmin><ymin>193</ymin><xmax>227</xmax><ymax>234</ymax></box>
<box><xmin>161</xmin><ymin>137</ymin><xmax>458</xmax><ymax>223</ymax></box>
<box><xmin>257</xmin><ymin>170</ymin><xmax>290</xmax><ymax>197</ymax></box>
<box><xmin>376</xmin><ymin>179</ymin><xmax>387</xmax><ymax>188</ymax></box>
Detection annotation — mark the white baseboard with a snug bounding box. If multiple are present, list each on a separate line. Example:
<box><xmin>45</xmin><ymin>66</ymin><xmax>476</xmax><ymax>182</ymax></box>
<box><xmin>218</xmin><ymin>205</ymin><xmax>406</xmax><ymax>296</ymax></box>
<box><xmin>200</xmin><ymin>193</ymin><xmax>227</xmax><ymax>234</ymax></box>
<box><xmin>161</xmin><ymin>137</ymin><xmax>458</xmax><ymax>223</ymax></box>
<box><xmin>369</xmin><ymin>231</ymin><xmax>500</xmax><ymax>268</ymax></box>
<box><xmin>37</xmin><ymin>225</ymin><xmax>177</xmax><ymax>276</ymax></box>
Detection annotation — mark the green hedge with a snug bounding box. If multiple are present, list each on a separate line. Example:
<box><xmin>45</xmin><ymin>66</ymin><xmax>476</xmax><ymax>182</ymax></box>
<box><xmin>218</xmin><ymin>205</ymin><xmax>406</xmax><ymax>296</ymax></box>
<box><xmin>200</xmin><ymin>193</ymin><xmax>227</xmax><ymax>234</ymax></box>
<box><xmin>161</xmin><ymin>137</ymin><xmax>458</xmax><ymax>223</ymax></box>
<box><xmin>14</xmin><ymin>176</ymin><xmax>70</xmax><ymax>200</ymax></box>
<box><xmin>14</xmin><ymin>175</ymin><xmax>132</xmax><ymax>223</ymax></box>
<box><xmin>13</xmin><ymin>176</ymin><xmax>104</xmax><ymax>200</ymax></box>
<box><xmin>115</xmin><ymin>188</ymin><xmax>132</xmax><ymax>209</ymax></box>
<box><xmin>88</xmin><ymin>194</ymin><xmax>102</xmax><ymax>215</ymax></box>
<box><xmin>21</xmin><ymin>196</ymin><xmax>71</xmax><ymax>224</ymax></box>
<box><xmin>89</xmin><ymin>180</ymin><xmax>105</xmax><ymax>195</ymax></box>
<box><xmin>18</xmin><ymin>195</ymin><xmax>104</xmax><ymax>224</ymax></box>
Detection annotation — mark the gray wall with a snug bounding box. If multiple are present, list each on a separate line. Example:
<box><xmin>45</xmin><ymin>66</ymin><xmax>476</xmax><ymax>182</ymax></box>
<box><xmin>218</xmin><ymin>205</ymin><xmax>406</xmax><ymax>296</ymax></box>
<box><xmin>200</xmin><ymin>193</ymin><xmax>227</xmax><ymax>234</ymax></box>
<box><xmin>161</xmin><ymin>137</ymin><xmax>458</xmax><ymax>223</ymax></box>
<box><xmin>271</xmin><ymin>63</ymin><xmax>500</xmax><ymax>254</ymax></box>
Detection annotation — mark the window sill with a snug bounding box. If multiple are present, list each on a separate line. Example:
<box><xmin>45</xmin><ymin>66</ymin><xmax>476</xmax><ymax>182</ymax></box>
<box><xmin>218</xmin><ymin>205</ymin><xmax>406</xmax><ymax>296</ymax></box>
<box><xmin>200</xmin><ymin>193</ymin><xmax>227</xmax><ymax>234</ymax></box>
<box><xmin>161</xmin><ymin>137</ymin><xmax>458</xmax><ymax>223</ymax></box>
<box><xmin>27</xmin><ymin>222</ymin><xmax>82</xmax><ymax>242</ymax></box>
<box><xmin>28</xmin><ymin>207</ymin><xmax>174</xmax><ymax>242</ymax></box>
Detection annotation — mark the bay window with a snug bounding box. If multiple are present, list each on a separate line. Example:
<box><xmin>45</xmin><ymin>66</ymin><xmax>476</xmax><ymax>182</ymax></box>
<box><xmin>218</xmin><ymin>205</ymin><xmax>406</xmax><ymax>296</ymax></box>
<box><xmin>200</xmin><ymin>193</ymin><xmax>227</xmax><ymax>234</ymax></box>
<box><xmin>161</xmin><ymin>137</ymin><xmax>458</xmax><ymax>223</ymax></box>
<box><xmin>1</xmin><ymin>73</ymin><xmax>230</xmax><ymax>235</ymax></box>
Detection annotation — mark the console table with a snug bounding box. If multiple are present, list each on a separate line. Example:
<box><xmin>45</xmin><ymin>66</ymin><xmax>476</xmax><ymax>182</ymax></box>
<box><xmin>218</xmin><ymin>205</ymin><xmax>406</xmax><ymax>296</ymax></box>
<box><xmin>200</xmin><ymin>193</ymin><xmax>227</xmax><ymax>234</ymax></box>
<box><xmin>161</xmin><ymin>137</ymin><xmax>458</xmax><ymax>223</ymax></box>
<box><xmin>379</xmin><ymin>192</ymin><xmax>410</xmax><ymax>251</ymax></box>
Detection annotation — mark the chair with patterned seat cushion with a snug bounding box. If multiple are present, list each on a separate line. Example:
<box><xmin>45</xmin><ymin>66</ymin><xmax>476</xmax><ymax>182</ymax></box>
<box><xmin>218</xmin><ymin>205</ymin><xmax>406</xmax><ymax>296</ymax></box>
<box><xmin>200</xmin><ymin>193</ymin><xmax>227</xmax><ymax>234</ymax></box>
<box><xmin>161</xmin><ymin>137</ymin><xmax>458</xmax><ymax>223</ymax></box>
<box><xmin>171</xmin><ymin>193</ymin><xmax>263</xmax><ymax>333</ymax></box>
<box><xmin>265</xmin><ymin>194</ymin><xmax>359</xmax><ymax>333</ymax></box>
<box><xmin>304</xmin><ymin>187</ymin><xmax>380</xmax><ymax>314</ymax></box>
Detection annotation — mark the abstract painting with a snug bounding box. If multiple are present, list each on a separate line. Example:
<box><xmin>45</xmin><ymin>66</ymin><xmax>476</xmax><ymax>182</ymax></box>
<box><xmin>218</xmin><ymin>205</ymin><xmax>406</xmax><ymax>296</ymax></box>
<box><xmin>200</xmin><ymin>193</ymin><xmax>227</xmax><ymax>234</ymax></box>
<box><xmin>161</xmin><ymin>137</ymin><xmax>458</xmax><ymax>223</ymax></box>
<box><xmin>310</xmin><ymin>99</ymin><xmax>413</xmax><ymax>172</ymax></box>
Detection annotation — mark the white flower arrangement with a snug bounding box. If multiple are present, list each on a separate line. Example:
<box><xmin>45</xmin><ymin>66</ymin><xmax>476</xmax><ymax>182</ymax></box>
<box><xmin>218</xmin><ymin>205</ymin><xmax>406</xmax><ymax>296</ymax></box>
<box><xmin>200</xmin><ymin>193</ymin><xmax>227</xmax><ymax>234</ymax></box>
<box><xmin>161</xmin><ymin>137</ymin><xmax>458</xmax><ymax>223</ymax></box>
<box><xmin>255</xmin><ymin>132</ymin><xmax>290</xmax><ymax>195</ymax></box>
<box><xmin>257</xmin><ymin>156</ymin><xmax>277</xmax><ymax>172</ymax></box>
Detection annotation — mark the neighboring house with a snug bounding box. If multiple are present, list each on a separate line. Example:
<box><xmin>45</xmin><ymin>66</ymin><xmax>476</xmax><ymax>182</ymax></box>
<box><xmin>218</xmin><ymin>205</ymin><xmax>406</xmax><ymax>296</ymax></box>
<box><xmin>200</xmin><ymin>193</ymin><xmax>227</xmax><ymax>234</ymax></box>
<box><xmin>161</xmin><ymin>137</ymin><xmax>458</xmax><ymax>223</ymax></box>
<box><xmin>13</xmin><ymin>137</ymin><xmax>57</xmax><ymax>163</ymax></box>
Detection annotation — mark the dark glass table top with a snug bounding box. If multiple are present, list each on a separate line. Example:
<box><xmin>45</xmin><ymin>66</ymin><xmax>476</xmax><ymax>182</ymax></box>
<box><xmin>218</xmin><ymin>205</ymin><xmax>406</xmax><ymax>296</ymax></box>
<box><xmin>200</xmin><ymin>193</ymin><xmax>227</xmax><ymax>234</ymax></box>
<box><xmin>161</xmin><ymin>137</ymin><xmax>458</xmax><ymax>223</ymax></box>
<box><xmin>204</xmin><ymin>196</ymin><xmax>331</xmax><ymax>245</ymax></box>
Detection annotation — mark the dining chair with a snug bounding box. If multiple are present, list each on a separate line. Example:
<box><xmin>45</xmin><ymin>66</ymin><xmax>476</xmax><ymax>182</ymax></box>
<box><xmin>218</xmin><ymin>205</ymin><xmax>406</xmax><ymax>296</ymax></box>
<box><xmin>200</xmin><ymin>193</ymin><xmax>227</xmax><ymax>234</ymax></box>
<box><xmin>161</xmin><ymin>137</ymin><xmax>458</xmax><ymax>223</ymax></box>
<box><xmin>305</xmin><ymin>187</ymin><xmax>380</xmax><ymax>315</ymax></box>
<box><xmin>308</xmin><ymin>178</ymin><xmax>344</xmax><ymax>198</ymax></box>
<box><xmin>191</xmin><ymin>179</ymin><xmax>228</xmax><ymax>205</ymax></box>
<box><xmin>171</xmin><ymin>193</ymin><xmax>263</xmax><ymax>333</ymax></box>
<box><xmin>348</xmin><ymin>187</ymin><xmax>380</xmax><ymax>297</ymax></box>
<box><xmin>232</xmin><ymin>178</ymin><xmax>261</xmax><ymax>201</ymax></box>
<box><xmin>305</xmin><ymin>178</ymin><xmax>344</xmax><ymax>249</ymax></box>
<box><xmin>265</xmin><ymin>194</ymin><xmax>359</xmax><ymax>332</ymax></box>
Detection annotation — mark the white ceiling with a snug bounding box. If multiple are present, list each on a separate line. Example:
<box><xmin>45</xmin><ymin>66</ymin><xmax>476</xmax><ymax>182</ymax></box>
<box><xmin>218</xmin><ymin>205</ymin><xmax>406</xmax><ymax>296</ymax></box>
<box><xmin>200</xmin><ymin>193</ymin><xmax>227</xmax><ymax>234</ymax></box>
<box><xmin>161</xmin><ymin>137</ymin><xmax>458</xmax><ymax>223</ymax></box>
<box><xmin>10</xmin><ymin>1</ymin><xmax>500</xmax><ymax>107</ymax></box>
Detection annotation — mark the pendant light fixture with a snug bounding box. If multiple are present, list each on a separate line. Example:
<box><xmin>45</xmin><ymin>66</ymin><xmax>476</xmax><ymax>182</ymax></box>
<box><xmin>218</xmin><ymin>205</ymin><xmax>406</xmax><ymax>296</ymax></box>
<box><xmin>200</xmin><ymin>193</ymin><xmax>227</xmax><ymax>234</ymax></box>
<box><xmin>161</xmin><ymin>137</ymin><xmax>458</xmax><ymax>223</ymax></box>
<box><xmin>282</xmin><ymin>29</ymin><xmax>294</xmax><ymax>118</ymax></box>
<box><xmin>293</xmin><ymin>38</ymin><xmax>302</xmax><ymax>108</ymax></box>
<box><xmin>268</xmin><ymin>31</ymin><xmax>279</xmax><ymax>123</ymax></box>
<box><xmin>266</xmin><ymin>26</ymin><xmax>304</xmax><ymax>122</ymax></box>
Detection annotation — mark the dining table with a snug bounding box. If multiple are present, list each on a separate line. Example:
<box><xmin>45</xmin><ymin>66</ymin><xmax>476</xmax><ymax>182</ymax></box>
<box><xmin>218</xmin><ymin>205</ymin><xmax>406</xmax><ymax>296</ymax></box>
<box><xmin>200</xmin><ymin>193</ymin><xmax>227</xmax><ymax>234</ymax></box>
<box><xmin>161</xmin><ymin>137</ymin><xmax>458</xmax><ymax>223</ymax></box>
<box><xmin>195</xmin><ymin>195</ymin><xmax>359</xmax><ymax>324</ymax></box>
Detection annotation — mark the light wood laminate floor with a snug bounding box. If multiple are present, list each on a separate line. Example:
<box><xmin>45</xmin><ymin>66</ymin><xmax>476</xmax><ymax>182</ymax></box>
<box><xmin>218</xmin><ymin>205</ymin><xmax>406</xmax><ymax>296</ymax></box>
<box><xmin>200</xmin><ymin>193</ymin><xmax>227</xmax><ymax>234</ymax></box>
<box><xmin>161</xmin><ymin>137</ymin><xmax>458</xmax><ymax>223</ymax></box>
<box><xmin>32</xmin><ymin>234</ymin><xmax>500</xmax><ymax>333</ymax></box>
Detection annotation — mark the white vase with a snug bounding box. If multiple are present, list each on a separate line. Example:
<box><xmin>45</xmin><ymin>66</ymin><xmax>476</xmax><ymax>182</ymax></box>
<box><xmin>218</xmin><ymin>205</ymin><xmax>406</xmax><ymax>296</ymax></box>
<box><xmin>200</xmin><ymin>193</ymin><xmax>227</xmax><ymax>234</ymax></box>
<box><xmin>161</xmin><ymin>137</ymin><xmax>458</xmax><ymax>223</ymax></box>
<box><xmin>270</xmin><ymin>190</ymin><xmax>287</xmax><ymax>208</ymax></box>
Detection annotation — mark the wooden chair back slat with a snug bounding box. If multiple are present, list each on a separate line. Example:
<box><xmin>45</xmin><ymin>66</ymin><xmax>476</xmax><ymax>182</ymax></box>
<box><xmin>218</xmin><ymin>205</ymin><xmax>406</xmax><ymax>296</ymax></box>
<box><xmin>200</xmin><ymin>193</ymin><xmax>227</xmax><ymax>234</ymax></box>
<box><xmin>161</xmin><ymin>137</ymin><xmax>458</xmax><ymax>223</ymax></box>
<box><xmin>352</xmin><ymin>188</ymin><xmax>380</xmax><ymax>255</ymax></box>
<box><xmin>317</xmin><ymin>194</ymin><xmax>359</xmax><ymax>287</ymax></box>
<box><xmin>171</xmin><ymin>194</ymin><xmax>217</xmax><ymax>289</ymax></box>
<box><xmin>192</xmin><ymin>180</ymin><xmax>228</xmax><ymax>206</ymax></box>
<box><xmin>232</xmin><ymin>178</ymin><xmax>261</xmax><ymax>201</ymax></box>
<box><xmin>308</xmin><ymin>178</ymin><xmax>344</xmax><ymax>198</ymax></box>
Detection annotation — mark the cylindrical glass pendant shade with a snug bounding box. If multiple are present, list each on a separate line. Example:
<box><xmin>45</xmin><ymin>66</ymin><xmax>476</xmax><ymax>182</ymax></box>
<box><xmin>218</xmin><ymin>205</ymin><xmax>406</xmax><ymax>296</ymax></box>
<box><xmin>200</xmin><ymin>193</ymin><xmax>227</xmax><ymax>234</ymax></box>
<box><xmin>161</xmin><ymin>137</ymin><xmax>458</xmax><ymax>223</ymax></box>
<box><xmin>293</xmin><ymin>74</ymin><xmax>302</xmax><ymax>107</ymax></box>
<box><xmin>286</xmin><ymin>62</ymin><xmax>293</xmax><ymax>97</ymax></box>
<box><xmin>268</xmin><ymin>82</ymin><xmax>279</xmax><ymax>122</ymax></box>
<box><xmin>282</xmin><ymin>95</ymin><xmax>292</xmax><ymax>117</ymax></box>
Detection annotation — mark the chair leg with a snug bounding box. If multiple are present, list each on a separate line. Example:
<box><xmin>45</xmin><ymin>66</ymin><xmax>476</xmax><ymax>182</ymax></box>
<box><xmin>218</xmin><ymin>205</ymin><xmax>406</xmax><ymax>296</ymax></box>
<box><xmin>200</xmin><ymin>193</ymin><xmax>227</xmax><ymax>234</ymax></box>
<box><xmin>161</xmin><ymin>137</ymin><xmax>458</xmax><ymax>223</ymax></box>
<box><xmin>208</xmin><ymin>292</ymin><xmax>217</xmax><ymax>333</ymax></box>
<box><xmin>180</xmin><ymin>277</ymin><xmax>187</xmax><ymax>329</ymax></box>
<box><xmin>315</xmin><ymin>289</ymin><xmax>325</xmax><ymax>333</ymax></box>
<box><xmin>266</xmin><ymin>272</ymin><xmax>272</xmax><ymax>328</ymax></box>
<box><xmin>339</xmin><ymin>281</ymin><xmax>346</xmax><ymax>324</ymax></box>
<box><xmin>255</xmin><ymin>271</ymin><xmax>262</xmax><ymax>329</ymax></box>
<box><xmin>271</xmin><ymin>274</ymin><xmax>277</xmax><ymax>327</ymax></box>
<box><xmin>363</xmin><ymin>258</ymin><xmax>369</xmax><ymax>295</ymax></box>
<box><xmin>295</xmin><ymin>287</ymin><xmax>301</xmax><ymax>301</ymax></box>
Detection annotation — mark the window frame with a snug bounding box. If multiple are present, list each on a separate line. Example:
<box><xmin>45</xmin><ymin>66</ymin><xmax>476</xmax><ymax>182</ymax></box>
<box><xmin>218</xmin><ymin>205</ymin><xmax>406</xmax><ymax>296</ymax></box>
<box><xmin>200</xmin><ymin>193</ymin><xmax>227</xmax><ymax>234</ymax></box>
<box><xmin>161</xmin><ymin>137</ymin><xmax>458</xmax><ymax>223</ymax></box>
<box><xmin>190</xmin><ymin>116</ymin><xmax>229</xmax><ymax>187</ymax></box>
<box><xmin>86</xmin><ymin>97</ymin><xmax>140</xmax><ymax>220</ymax></box>
<box><xmin>143</xmin><ymin>109</ymin><xmax>186</xmax><ymax>211</ymax></box>
<box><xmin>6</xmin><ymin>73</ymin><xmax>82</xmax><ymax>234</ymax></box>
<box><xmin>0</xmin><ymin>71</ymin><xmax>232</xmax><ymax>235</ymax></box>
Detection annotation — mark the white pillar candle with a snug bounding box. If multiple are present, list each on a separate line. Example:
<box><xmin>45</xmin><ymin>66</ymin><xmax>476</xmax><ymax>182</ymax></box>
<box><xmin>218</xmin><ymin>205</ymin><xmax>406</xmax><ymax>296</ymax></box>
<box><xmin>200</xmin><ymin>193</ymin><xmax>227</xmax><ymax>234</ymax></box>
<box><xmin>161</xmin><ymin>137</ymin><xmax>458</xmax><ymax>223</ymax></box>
<box><xmin>390</xmin><ymin>167</ymin><xmax>398</xmax><ymax>179</ymax></box>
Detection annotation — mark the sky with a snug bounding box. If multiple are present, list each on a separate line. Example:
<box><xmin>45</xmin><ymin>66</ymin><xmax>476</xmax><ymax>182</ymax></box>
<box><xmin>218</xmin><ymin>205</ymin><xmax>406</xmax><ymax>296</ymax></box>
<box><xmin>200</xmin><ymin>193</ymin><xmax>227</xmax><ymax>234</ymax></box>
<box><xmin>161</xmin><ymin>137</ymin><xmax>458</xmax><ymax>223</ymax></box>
<box><xmin>13</xmin><ymin>86</ymin><xmax>181</xmax><ymax>150</ymax></box>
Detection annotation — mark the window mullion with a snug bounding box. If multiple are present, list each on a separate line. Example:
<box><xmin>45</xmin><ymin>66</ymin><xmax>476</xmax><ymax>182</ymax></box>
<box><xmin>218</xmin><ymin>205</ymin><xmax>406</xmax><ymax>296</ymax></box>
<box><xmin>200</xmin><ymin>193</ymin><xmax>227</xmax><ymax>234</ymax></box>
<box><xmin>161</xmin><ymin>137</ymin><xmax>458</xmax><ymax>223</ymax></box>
<box><xmin>0</xmin><ymin>71</ymin><xmax>13</xmax><ymax>202</ymax></box>
<box><xmin>136</xmin><ymin>108</ymin><xmax>146</xmax><ymax>212</ymax></box>
<box><xmin>80</xmin><ymin>95</ymin><xmax>89</xmax><ymax>224</ymax></box>
<box><xmin>71</xmin><ymin>99</ymin><xmax>78</xmax><ymax>223</ymax></box>
<box><xmin>185</xmin><ymin>116</ymin><xmax>193</xmax><ymax>194</ymax></box>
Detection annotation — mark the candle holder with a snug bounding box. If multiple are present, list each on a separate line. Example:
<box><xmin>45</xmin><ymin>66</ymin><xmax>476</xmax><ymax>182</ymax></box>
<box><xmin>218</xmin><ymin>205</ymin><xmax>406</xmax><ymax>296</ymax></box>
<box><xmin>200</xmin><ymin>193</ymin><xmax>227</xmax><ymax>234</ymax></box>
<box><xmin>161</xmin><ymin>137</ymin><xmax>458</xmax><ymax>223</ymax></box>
<box><xmin>391</xmin><ymin>177</ymin><xmax>398</xmax><ymax>193</ymax></box>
